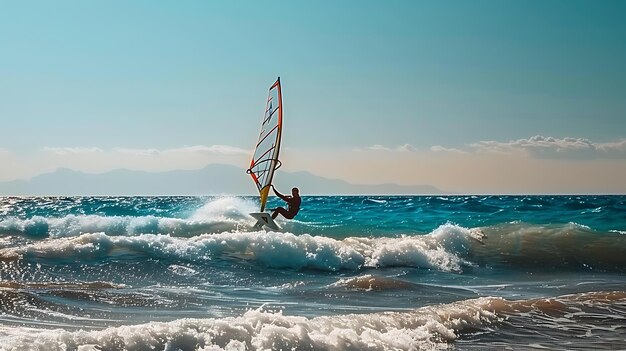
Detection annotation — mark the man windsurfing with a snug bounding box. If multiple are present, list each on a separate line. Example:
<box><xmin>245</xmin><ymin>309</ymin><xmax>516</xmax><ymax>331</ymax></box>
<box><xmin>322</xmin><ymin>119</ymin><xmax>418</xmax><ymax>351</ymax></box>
<box><xmin>270</xmin><ymin>185</ymin><xmax>301</xmax><ymax>220</ymax></box>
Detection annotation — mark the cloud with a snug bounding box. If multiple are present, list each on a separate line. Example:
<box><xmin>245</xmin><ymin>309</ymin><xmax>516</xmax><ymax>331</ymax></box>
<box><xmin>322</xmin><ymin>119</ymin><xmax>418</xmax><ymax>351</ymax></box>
<box><xmin>42</xmin><ymin>147</ymin><xmax>104</xmax><ymax>155</ymax></box>
<box><xmin>31</xmin><ymin>144</ymin><xmax>251</xmax><ymax>176</ymax></box>
<box><xmin>164</xmin><ymin>145</ymin><xmax>250</xmax><ymax>155</ymax></box>
<box><xmin>397</xmin><ymin>144</ymin><xmax>417</xmax><ymax>152</ymax></box>
<box><xmin>113</xmin><ymin>145</ymin><xmax>252</xmax><ymax>156</ymax></box>
<box><xmin>112</xmin><ymin>148</ymin><xmax>160</xmax><ymax>156</ymax></box>
<box><xmin>470</xmin><ymin>135</ymin><xmax>626</xmax><ymax>159</ymax></box>
<box><xmin>366</xmin><ymin>144</ymin><xmax>389</xmax><ymax>151</ymax></box>
<box><xmin>359</xmin><ymin>136</ymin><xmax>626</xmax><ymax>160</ymax></box>
<box><xmin>363</xmin><ymin>144</ymin><xmax>417</xmax><ymax>152</ymax></box>
<box><xmin>430</xmin><ymin>145</ymin><xmax>468</xmax><ymax>154</ymax></box>
<box><xmin>42</xmin><ymin>145</ymin><xmax>250</xmax><ymax>157</ymax></box>
<box><xmin>112</xmin><ymin>145</ymin><xmax>249</xmax><ymax>156</ymax></box>
<box><xmin>597</xmin><ymin>139</ymin><xmax>626</xmax><ymax>152</ymax></box>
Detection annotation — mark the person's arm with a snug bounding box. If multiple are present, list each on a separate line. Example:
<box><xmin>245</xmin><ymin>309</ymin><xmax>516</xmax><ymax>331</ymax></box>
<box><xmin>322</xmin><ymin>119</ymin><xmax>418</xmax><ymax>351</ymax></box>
<box><xmin>272</xmin><ymin>185</ymin><xmax>289</xmax><ymax>201</ymax></box>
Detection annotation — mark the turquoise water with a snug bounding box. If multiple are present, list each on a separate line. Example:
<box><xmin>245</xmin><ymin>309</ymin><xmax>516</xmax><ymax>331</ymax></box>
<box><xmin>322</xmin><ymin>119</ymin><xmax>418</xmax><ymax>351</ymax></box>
<box><xmin>0</xmin><ymin>196</ymin><xmax>625</xmax><ymax>350</ymax></box>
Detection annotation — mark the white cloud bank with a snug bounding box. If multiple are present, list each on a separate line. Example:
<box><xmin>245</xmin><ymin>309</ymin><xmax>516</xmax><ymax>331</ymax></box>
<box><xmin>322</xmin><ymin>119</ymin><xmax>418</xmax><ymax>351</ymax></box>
<box><xmin>361</xmin><ymin>144</ymin><xmax>417</xmax><ymax>152</ymax></box>
<box><xmin>43</xmin><ymin>145</ymin><xmax>249</xmax><ymax>157</ymax></box>
<box><xmin>111</xmin><ymin>145</ymin><xmax>249</xmax><ymax>156</ymax></box>
<box><xmin>41</xmin><ymin>147</ymin><xmax>105</xmax><ymax>155</ymax></box>
<box><xmin>430</xmin><ymin>145</ymin><xmax>468</xmax><ymax>154</ymax></box>
<box><xmin>373</xmin><ymin>136</ymin><xmax>626</xmax><ymax>159</ymax></box>
<box><xmin>472</xmin><ymin>135</ymin><xmax>626</xmax><ymax>159</ymax></box>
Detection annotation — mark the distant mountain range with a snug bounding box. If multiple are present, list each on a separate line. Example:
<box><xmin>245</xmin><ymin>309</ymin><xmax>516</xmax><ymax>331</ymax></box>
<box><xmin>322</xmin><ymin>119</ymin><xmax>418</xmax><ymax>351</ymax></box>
<box><xmin>0</xmin><ymin>164</ymin><xmax>445</xmax><ymax>196</ymax></box>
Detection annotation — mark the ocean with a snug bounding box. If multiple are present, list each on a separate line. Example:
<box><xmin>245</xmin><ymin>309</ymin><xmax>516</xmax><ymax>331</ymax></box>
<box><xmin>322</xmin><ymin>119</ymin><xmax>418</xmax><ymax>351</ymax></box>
<box><xmin>0</xmin><ymin>195</ymin><xmax>624</xmax><ymax>350</ymax></box>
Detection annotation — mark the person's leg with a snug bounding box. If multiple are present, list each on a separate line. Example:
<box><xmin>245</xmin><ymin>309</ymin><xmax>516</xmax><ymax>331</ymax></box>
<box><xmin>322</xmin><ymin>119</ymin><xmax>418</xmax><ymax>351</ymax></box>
<box><xmin>272</xmin><ymin>207</ymin><xmax>289</xmax><ymax>219</ymax></box>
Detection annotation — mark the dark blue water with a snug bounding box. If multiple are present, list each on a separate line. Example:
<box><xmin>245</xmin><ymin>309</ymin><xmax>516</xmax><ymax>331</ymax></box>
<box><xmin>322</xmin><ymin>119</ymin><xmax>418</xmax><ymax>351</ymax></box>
<box><xmin>0</xmin><ymin>196</ymin><xmax>625</xmax><ymax>350</ymax></box>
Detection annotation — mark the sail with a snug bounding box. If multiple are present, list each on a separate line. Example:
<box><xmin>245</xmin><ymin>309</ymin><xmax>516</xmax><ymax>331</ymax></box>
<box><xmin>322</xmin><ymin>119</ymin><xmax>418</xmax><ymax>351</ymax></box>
<box><xmin>247</xmin><ymin>78</ymin><xmax>283</xmax><ymax>212</ymax></box>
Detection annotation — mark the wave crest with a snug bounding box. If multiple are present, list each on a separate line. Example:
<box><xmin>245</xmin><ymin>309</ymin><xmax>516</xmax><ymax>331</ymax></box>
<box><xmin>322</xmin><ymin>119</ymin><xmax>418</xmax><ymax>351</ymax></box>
<box><xmin>475</xmin><ymin>222</ymin><xmax>626</xmax><ymax>271</ymax></box>
<box><xmin>0</xmin><ymin>296</ymin><xmax>500</xmax><ymax>350</ymax></box>
<box><xmin>1</xmin><ymin>224</ymin><xmax>479</xmax><ymax>272</ymax></box>
<box><xmin>4</xmin><ymin>291</ymin><xmax>623</xmax><ymax>351</ymax></box>
<box><xmin>0</xmin><ymin>197</ymin><xmax>258</xmax><ymax>238</ymax></box>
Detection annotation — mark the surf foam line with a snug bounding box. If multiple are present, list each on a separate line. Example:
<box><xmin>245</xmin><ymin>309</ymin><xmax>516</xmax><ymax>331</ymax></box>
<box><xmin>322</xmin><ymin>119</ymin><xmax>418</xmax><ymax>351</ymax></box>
<box><xmin>3</xmin><ymin>291</ymin><xmax>623</xmax><ymax>351</ymax></box>
<box><xmin>0</xmin><ymin>197</ymin><xmax>258</xmax><ymax>239</ymax></box>
<box><xmin>0</xmin><ymin>295</ymin><xmax>502</xmax><ymax>351</ymax></box>
<box><xmin>0</xmin><ymin>224</ymin><xmax>479</xmax><ymax>272</ymax></box>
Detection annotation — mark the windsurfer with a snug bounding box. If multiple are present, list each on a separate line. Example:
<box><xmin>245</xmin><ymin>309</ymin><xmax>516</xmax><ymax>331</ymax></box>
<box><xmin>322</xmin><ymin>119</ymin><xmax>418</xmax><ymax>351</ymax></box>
<box><xmin>271</xmin><ymin>185</ymin><xmax>301</xmax><ymax>219</ymax></box>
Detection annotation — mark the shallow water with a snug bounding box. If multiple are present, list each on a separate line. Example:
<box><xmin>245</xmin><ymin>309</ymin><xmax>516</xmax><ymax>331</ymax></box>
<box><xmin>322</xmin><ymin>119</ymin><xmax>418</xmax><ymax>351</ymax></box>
<box><xmin>0</xmin><ymin>196</ymin><xmax>624</xmax><ymax>350</ymax></box>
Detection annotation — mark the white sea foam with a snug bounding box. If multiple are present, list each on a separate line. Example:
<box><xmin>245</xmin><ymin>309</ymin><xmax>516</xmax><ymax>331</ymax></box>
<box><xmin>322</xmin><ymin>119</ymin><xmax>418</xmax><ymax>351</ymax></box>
<box><xmin>168</xmin><ymin>264</ymin><xmax>198</xmax><ymax>276</ymax></box>
<box><xmin>1</xmin><ymin>224</ymin><xmax>478</xmax><ymax>272</ymax></box>
<box><xmin>2</xmin><ymin>291</ymin><xmax>624</xmax><ymax>350</ymax></box>
<box><xmin>0</xmin><ymin>297</ymin><xmax>500</xmax><ymax>351</ymax></box>
<box><xmin>0</xmin><ymin>197</ymin><xmax>259</xmax><ymax>238</ymax></box>
<box><xmin>330</xmin><ymin>274</ymin><xmax>416</xmax><ymax>291</ymax></box>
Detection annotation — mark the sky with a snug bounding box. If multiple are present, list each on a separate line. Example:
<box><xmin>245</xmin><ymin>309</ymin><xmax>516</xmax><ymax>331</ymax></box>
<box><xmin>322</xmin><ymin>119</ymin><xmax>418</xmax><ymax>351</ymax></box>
<box><xmin>0</xmin><ymin>0</ymin><xmax>625</xmax><ymax>193</ymax></box>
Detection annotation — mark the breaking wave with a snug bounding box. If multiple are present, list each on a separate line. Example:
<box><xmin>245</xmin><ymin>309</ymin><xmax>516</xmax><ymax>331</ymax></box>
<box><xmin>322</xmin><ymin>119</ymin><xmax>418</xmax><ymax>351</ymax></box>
<box><xmin>0</xmin><ymin>224</ymin><xmax>480</xmax><ymax>272</ymax></box>
<box><xmin>473</xmin><ymin>222</ymin><xmax>626</xmax><ymax>271</ymax></box>
<box><xmin>0</xmin><ymin>296</ymin><xmax>500</xmax><ymax>350</ymax></box>
<box><xmin>0</xmin><ymin>197</ymin><xmax>258</xmax><ymax>238</ymax></box>
<box><xmin>2</xmin><ymin>291</ymin><xmax>624</xmax><ymax>351</ymax></box>
<box><xmin>2</xmin><ymin>221</ymin><xmax>626</xmax><ymax>272</ymax></box>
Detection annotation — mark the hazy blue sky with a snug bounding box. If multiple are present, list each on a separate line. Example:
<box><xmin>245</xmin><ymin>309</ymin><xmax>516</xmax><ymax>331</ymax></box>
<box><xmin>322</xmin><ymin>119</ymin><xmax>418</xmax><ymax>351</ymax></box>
<box><xmin>1</xmin><ymin>1</ymin><xmax>625</xmax><ymax>193</ymax></box>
